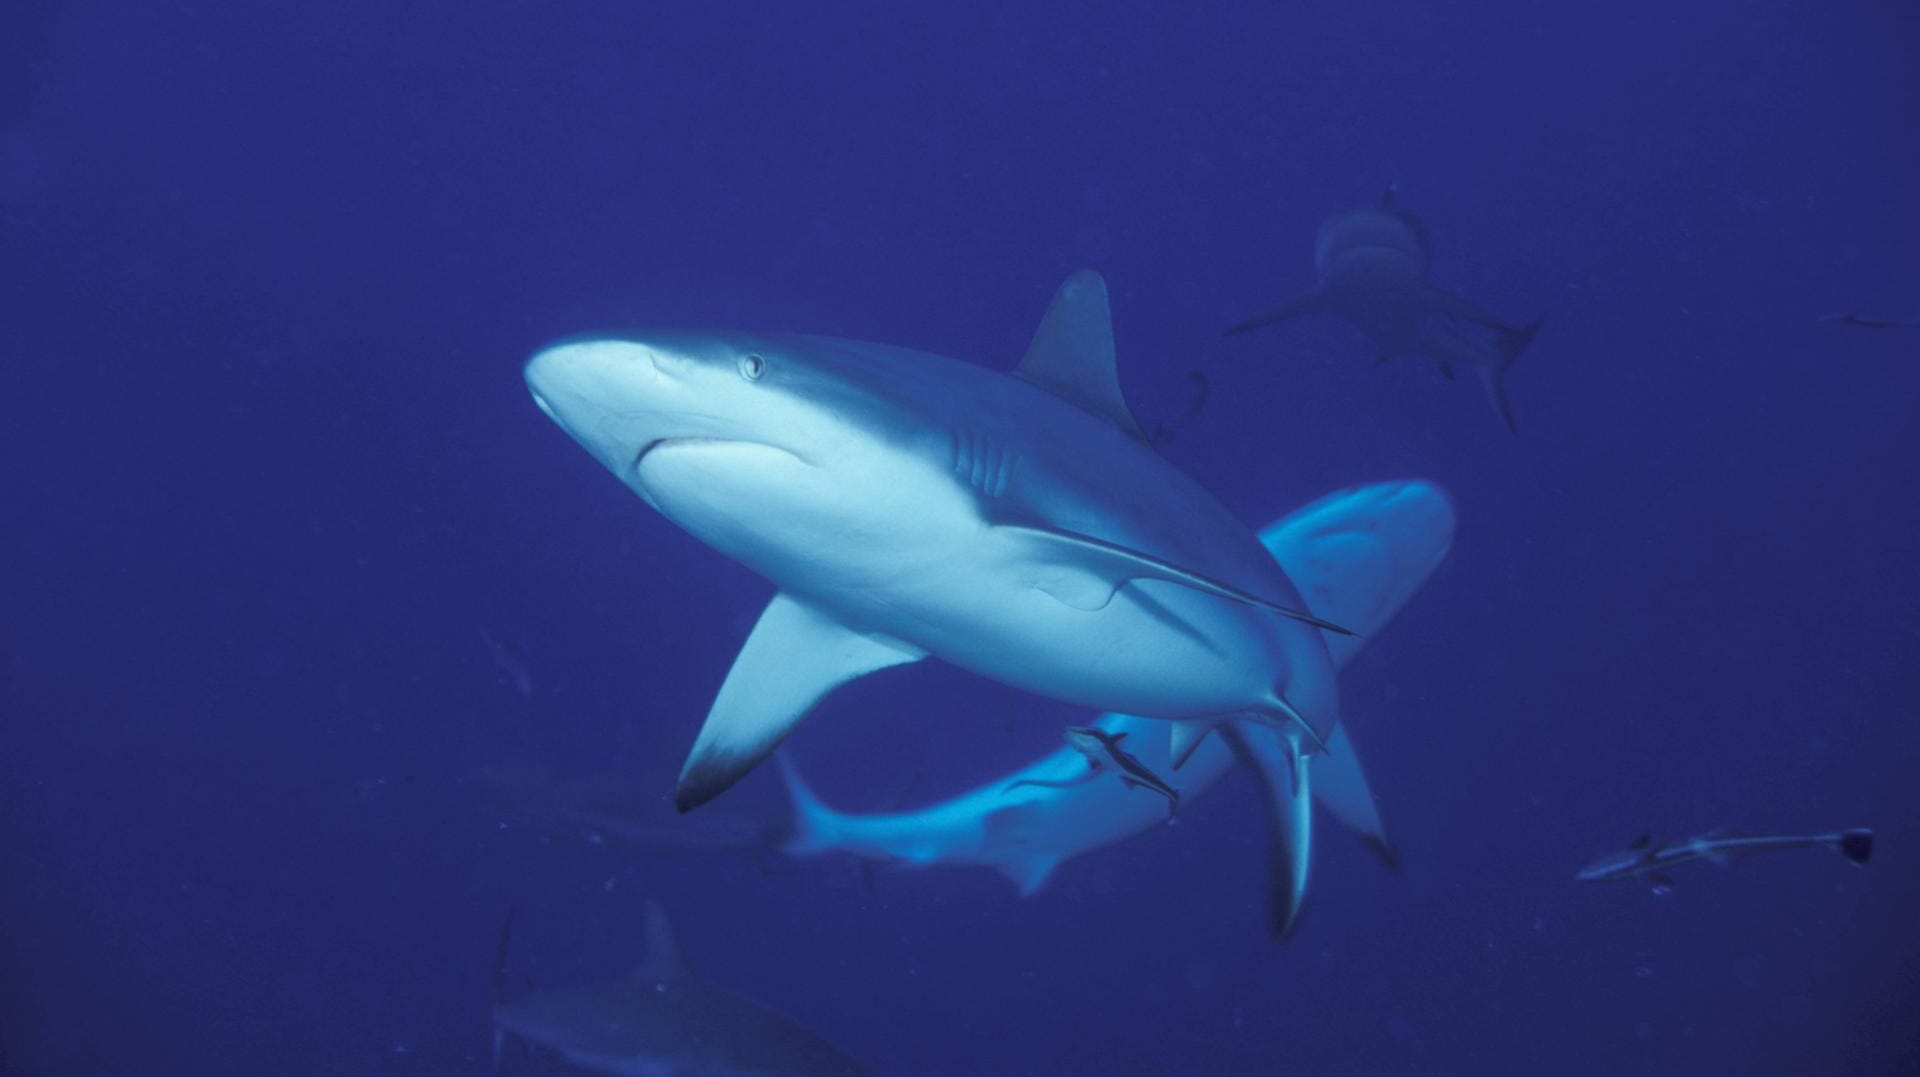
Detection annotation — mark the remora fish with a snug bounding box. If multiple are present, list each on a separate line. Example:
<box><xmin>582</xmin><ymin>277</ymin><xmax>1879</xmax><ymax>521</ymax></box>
<box><xmin>1008</xmin><ymin>726</ymin><xmax>1181</xmax><ymax>815</ymax></box>
<box><xmin>779</xmin><ymin>481</ymin><xmax>1454</xmax><ymax>936</ymax></box>
<box><xmin>527</xmin><ymin>270</ymin><xmax>1344</xmax><ymax>814</ymax></box>
<box><xmin>1227</xmin><ymin>188</ymin><xmax>1542</xmax><ymax>434</ymax></box>
<box><xmin>1577</xmin><ymin>829</ymin><xmax>1874</xmax><ymax>893</ymax></box>
<box><xmin>492</xmin><ymin>904</ymin><xmax>873</xmax><ymax>1076</ymax></box>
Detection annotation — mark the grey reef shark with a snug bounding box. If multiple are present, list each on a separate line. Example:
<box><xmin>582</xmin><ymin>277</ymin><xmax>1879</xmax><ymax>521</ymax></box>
<box><xmin>1227</xmin><ymin>187</ymin><xmax>1542</xmax><ymax>434</ymax></box>
<box><xmin>493</xmin><ymin>905</ymin><xmax>872</xmax><ymax>1075</ymax></box>
<box><xmin>526</xmin><ymin>270</ymin><xmax>1351</xmax><ymax>843</ymax></box>
<box><xmin>1577</xmin><ymin>828</ymin><xmax>1873</xmax><ymax>894</ymax></box>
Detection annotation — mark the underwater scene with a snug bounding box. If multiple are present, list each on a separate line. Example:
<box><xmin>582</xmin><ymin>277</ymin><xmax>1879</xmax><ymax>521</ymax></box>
<box><xmin>3</xmin><ymin>2</ymin><xmax>1916</xmax><ymax>1074</ymax></box>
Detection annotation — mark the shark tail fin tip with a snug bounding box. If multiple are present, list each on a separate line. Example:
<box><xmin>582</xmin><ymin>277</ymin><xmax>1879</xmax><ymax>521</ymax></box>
<box><xmin>774</xmin><ymin>751</ymin><xmax>844</xmax><ymax>857</ymax></box>
<box><xmin>1837</xmin><ymin>829</ymin><xmax>1874</xmax><ymax>865</ymax></box>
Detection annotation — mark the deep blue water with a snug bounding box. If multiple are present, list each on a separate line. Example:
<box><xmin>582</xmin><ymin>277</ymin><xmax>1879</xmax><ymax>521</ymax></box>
<box><xmin>4</xmin><ymin>3</ymin><xmax>1917</xmax><ymax>1074</ymax></box>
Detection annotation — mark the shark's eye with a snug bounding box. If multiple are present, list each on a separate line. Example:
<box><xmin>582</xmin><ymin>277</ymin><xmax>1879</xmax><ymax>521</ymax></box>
<box><xmin>738</xmin><ymin>353</ymin><xmax>767</xmax><ymax>382</ymax></box>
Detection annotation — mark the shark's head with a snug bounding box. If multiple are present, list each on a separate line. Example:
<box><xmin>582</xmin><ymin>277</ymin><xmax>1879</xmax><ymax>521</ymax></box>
<box><xmin>526</xmin><ymin>333</ymin><xmax>905</xmax><ymax>572</ymax></box>
<box><xmin>1315</xmin><ymin>204</ymin><xmax>1430</xmax><ymax>281</ymax></box>
<box><xmin>527</xmin><ymin>333</ymin><xmax>829</xmax><ymax>484</ymax></box>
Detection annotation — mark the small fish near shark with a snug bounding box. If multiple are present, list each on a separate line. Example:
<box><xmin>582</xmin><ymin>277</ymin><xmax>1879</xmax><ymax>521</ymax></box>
<box><xmin>1227</xmin><ymin>187</ymin><xmax>1542</xmax><ymax>434</ymax></box>
<box><xmin>493</xmin><ymin>904</ymin><xmax>873</xmax><ymax>1076</ymax></box>
<box><xmin>1577</xmin><ymin>828</ymin><xmax>1874</xmax><ymax>895</ymax></box>
<box><xmin>779</xmin><ymin>480</ymin><xmax>1455</xmax><ymax>937</ymax></box>
<box><xmin>526</xmin><ymin>270</ymin><xmax>1347</xmax><ymax>820</ymax></box>
<box><xmin>1008</xmin><ymin>726</ymin><xmax>1182</xmax><ymax>816</ymax></box>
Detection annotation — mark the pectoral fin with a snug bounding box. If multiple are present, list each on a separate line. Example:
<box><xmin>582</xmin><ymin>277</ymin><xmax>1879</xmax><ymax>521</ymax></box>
<box><xmin>1225</xmin><ymin>288</ymin><xmax>1329</xmax><ymax>335</ymax></box>
<box><xmin>1220</xmin><ymin>722</ymin><xmax>1313</xmax><ymax>939</ymax></box>
<box><xmin>1169</xmin><ymin>719</ymin><xmax>1221</xmax><ymax>770</ymax></box>
<box><xmin>1004</xmin><ymin>521</ymin><xmax>1353</xmax><ymax>636</ymax></box>
<box><xmin>676</xmin><ymin>593</ymin><xmax>925</xmax><ymax>812</ymax></box>
<box><xmin>1312</xmin><ymin>723</ymin><xmax>1397</xmax><ymax>869</ymax></box>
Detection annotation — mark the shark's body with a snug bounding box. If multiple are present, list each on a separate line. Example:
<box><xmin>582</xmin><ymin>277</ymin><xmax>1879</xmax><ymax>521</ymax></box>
<box><xmin>779</xmin><ymin>481</ymin><xmax>1454</xmax><ymax>935</ymax></box>
<box><xmin>1227</xmin><ymin>189</ymin><xmax>1541</xmax><ymax>433</ymax></box>
<box><xmin>1577</xmin><ymin>829</ymin><xmax>1874</xmax><ymax>894</ymax></box>
<box><xmin>527</xmin><ymin>271</ymin><xmax>1343</xmax><ymax>815</ymax></box>
<box><xmin>494</xmin><ymin>905</ymin><xmax>871</xmax><ymax>1076</ymax></box>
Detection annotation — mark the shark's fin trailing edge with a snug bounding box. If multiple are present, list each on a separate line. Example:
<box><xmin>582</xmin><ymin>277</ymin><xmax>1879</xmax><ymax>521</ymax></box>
<box><xmin>1225</xmin><ymin>288</ymin><xmax>1328</xmax><ymax>336</ymax></box>
<box><xmin>1001</xmin><ymin>519</ymin><xmax>1354</xmax><ymax>636</ymax></box>
<box><xmin>1220</xmin><ymin>722</ymin><xmax>1313</xmax><ymax>939</ymax></box>
<box><xmin>1016</xmin><ymin>269</ymin><xmax>1150</xmax><ymax>443</ymax></box>
<box><xmin>1312</xmin><ymin>723</ymin><xmax>1397</xmax><ymax>870</ymax></box>
<box><xmin>676</xmin><ymin>593</ymin><xmax>926</xmax><ymax>813</ymax></box>
<box><xmin>636</xmin><ymin>901</ymin><xmax>690</xmax><ymax>981</ymax></box>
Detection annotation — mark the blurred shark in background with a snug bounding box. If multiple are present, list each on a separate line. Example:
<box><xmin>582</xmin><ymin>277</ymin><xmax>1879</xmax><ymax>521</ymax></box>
<box><xmin>1577</xmin><ymin>828</ymin><xmax>1873</xmax><ymax>894</ymax></box>
<box><xmin>1228</xmin><ymin>188</ymin><xmax>1542</xmax><ymax>434</ymax></box>
<box><xmin>493</xmin><ymin>904</ymin><xmax>873</xmax><ymax>1076</ymax></box>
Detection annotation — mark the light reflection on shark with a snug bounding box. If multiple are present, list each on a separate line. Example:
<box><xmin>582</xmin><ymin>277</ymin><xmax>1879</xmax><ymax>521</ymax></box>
<box><xmin>778</xmin><ymin>481</ymin><xmax>1453</xmax><ymax>936</ymax></box>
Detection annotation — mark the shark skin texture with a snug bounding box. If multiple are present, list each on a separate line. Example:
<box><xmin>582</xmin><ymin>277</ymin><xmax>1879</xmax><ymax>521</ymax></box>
<box><xmin>779</xmin><ymin>480</ymin><xmax>1455</xmax><ymax>937</ymax></box>
<box><xmin>526</xmin><ymin>270</ymin><xmax>1344</xmax><ymax>818</ymax></box>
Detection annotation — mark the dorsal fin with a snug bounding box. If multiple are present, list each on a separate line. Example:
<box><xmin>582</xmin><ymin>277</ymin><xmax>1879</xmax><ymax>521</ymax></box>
<box><xmin>1629</xmin><ymin>833</ymin><xmax>1652</xmax><ymax>850</ymax></box>
<box><xmin>1016</xmin><ymin>270</ymin><xmax>1149</xmax><ymax>443</ymax></box>
<box><xmin>634</xmin><ymin>901</ymin><xmax>689</xmax><ymax>981</ymax></box>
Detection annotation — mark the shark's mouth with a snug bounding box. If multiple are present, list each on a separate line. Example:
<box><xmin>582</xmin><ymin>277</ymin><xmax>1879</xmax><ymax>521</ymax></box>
<box><xmin>631</xmin><ymin>437</ymin><xmax>811</xmax><ymax>475</ymax></box>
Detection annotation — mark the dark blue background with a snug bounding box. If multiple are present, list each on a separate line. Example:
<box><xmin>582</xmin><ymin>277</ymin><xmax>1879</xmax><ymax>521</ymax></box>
<box><xmin>4</xmin><ymin>2</ymin><xmax>1916</xmax><ymax>1073</ymax></box>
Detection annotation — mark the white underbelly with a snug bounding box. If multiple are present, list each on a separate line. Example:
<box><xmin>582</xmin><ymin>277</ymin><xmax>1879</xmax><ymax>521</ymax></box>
<box><xmin>837</xmin><ymin>542</ymin><xmax>1281</xmax><ymax>719</ymax></box>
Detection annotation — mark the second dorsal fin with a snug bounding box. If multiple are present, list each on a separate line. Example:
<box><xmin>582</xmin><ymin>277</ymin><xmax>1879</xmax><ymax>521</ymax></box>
<box><xmin>1016</xmin><ymin>270</ymin><xmax>1150</xmax><ymax>443</ymax></box>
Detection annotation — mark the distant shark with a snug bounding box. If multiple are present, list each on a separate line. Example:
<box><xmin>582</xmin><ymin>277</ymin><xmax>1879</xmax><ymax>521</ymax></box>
<box><xmin>493</xmin><ymin>904</ymin><xmax>872</xmax><ymax>1075</ymax></box>
<box><xmin>1227</xmin><ymin>188</ymin><xmax>1542</xmax><ymax>434</ymax></box>
<box><xmin>527</xmin><ymin>270</ymin><xmax>1346</xmax><ymax>817</ymax></box>
<box><xmin>778</xmin><ymin>481</ymin><xmax>1454</xmax><ymax>936</ymax></box>
<box><xmin>1577</xmin><ymin>828</ymin><xmax>1873</xmax><ymax>894</ymax></box>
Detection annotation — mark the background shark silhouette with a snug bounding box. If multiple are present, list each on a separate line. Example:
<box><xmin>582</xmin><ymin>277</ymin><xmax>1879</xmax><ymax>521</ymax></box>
<box><xmin>1228</xmin><ymin>188</ymin><xmax>1542</xmax><ymax>434</ymax></box>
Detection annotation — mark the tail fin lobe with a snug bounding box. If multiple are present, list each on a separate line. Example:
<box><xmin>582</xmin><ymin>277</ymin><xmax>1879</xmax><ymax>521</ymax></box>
<box><xmin>1481</xmin><ymin>318</ymin><xmax>1541</xmax><ymax>436</ymax></box>
<box><xmin>1836</xmin><ymin>828</ymin><xmax>1874</xmax><ymax>865</ymax></box>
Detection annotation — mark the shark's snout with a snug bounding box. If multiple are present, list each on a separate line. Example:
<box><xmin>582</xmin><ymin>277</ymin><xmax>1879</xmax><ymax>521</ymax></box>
<box><xmin>525</xmin><ymin>337</ymin><xmax>672</xmax><ymax>475</ymax></box>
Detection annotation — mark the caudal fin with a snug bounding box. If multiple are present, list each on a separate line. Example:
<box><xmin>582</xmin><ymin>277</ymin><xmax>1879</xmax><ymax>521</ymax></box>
<box><xmin>1834</xmin><ymin>828</ymin><xmax>1874</xmax><ymax>865</ymax></box>
<box><xmin>1479</xmin><ymin>318</ymin><xmax>1541</xmax><ymax>436</ymax></box>
<box><xmin>774</xmin><ymin>751</ymin><xmax>849</xmax><ymax>857</ymax></box>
